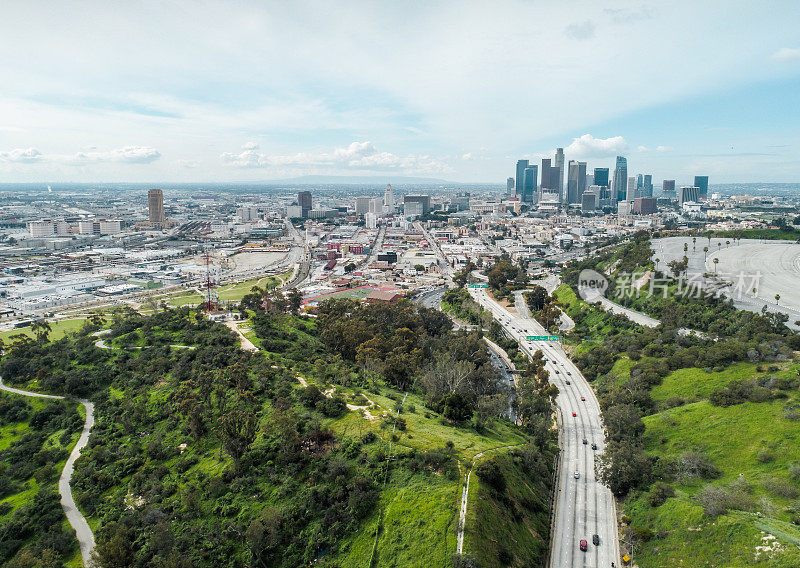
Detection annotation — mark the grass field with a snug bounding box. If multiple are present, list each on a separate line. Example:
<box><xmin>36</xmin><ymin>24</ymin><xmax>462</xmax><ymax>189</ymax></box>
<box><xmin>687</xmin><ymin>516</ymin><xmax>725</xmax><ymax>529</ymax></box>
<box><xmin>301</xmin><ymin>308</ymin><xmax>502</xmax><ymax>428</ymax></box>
<box><xmin>0</xmin><ymin>318</ymin><xmax>86</xmax><ymax>343</ymax></box>
<box><xmin>624</xmin><ymin>359</ymin><xmax>800</xmax><ymax>567</ymax></box>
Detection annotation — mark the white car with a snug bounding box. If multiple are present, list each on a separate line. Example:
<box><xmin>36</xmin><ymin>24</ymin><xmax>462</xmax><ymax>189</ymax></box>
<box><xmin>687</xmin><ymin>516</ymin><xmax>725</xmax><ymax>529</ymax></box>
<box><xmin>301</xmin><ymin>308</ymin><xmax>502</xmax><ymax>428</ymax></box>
<box><xmin>574</xmin><ymin>471</ymin><xmax>580</xmax><ymax>479</ymax></box>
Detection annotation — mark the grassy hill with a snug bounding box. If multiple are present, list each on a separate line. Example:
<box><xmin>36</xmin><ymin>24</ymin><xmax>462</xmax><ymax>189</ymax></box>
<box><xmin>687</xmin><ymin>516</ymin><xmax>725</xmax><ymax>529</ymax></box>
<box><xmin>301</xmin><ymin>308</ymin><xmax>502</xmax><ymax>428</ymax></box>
<box><xmin>0</xmin><ymin>301</ymin><xmax>555</xmax><ymax>568</ymax></box>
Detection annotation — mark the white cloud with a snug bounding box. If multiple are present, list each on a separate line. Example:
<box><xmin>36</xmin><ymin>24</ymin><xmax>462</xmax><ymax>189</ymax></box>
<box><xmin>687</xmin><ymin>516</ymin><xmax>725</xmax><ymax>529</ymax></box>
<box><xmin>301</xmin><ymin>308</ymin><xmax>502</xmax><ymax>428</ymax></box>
<box><xmin>637</xmin><ymin>145</ymin><xmax>649</xmax><ymax>152</ymax></box>
<box><xmin>657</xmin><ymin>145</ymin><xmax>674</xmax><ymax>153</ymax></box>
<box><xmin>563</xmin><ymin>134</ymin><xmax>628</xmax><ymax>159</ymax></box>
<box><xmin>772</xmin><ymin>48</ymin><xmax>800</xmax><ymax>62</ymax></box>
<box><xmin>221</xmin><ymin>141</ymin><xmax>452</xmax><ymax>174</ymax></box>
<box><xmin>462</xmin><ymin>153</ymin><xmax>475</xmax><ymax>161</ymax></box>
<box><xmin>178</xmin><ymin>159</ymin><xmax>199</xmax><ymax>168</ymax></box>
<box><xmin>68</xmin><ymin>146</ymin><xmax>161</xmax><ymax>164</ymax></box>
<box><xmin>0</xmin><ymin>148</ymin><xmax>43</xmax><ymax>163</ymax></box>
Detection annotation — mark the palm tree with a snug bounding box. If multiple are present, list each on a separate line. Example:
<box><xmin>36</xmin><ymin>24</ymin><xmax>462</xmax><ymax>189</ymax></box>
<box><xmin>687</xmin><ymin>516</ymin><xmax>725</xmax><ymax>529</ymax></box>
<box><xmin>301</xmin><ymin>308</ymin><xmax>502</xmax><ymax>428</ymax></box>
<box><xmin>692</xmin><ymin>236</ymin><xmax>697</xmax><ymax>251</ymax></box>
<box><xmin>684</xmin><ymin>243</ymin><xmax>689</xmax><ymax>254</ymax></box>
<box><xmin>713</xmin><ymin>258</ymin><xmax>719</xmax><ymax>273</ymax></box>
<box><xmin>726</xmin><ymin>240</ymin><xmax>730</xmax><ymax>248</ymax></box>
<box><xmin>703</xmin><ymin>246</ymin><xmax>709</xmax><ymax>260</ymax></box>
<box><xmin>776</xmin><ymin>294</ymin><xmax>781</xmax><ymax>305</ymax></box>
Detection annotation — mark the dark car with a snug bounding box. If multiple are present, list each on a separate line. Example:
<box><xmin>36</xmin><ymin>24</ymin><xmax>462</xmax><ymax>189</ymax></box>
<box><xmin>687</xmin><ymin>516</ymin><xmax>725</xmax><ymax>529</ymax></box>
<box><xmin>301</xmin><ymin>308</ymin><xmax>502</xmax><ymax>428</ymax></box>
<box><xmin>592</xmin><ymin>534</ymin><xmax>600</xmax><ymax>546</ymax></box>
<box><xmin>591</xmin><ymin>443</ymin><xmax>598</xmax><ymax>450</ymax></box>
<box><xmin>582</xmin><ymin>438</ymin><xmax>588</xmax><ymax>444</ymax></box>
<box><xmin>579</xmin><ymin>539</ymin><xmax>588</xmax><ymax>552</ymax></box>
<box><xmin>565</xmin><ymin>380</ymin><xmax>571</xmax><ymax>385</ymax></box>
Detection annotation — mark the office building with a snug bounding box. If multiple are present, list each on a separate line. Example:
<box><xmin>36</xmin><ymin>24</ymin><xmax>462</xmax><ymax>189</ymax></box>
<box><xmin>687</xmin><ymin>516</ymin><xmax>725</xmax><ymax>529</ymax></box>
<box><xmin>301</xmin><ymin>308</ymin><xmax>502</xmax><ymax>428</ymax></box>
<box><xmin>451</xmin><ymin>192</ymin><xmax>471</xmax><ymax>211</ymax></box>
<box><xmin>694</xmin><ymin>176</ymin><xmax>709</xmax><ymax>199</ymax></box>
<box><xmin>540</xmin><ymin>158</ymin><xmax>552</xmax><ymax>189</ymax></box>
<box><xmin>515</xmin><ymin>159</ymin><xmax>529</xmax><ymax>196</ymax></box>
<box><xmin>286</xmin><ymin>205</ymin><xmax>304</xmax><ymax>219</ymax></box>
<box><xmin>148</xmin><ymin>189</ymin><xmax>165</xmax><ymax>226</ymax></box>
<box><xmin>522</xmin><ymin>165</ymin><xmax>538</xmax><ymax>204</ymax></box>
<box><xmin>594</xmin><ymin>167</ymin><xmax>609</xmax><ymax>188</ymax></box>
<box><xmin>298</xmin><ymin>191</ymin><xmax>312</xmax><ymax>217</ymax></box>
<box><xmin>554</xmin><ymin>148</ymin><xmax>565</xmax><ymax>197</ymax></box>
<box><xmin>355</xmin><ymin>196</ymin><xmax>372</xmax><ymax>216</ymax></box>
<box><xmin>581</xmin><ymin>189</ymin><xmax>598</xmax><ymax>212</ymax></box>
<box><xmin>507</xmin><ymin>177</ymin><xmax>515</xmax><ymax>195</ymax></box>
<box><xmin>384</xmin><ymin>184</ymin><xmax>395</xmax><ymax>214</ymax></box>
<box><xmin>633</xmin><ymin>197</ymin><xmax>658</xmax><ymax>215</ymax></box>
<box><xmin>237</xmin><ymin>206</ymin><xmax>260</xmax><ymax>222</ymax></box>
<box><xmin>368</xmin><ymin>198</ymin><xmax>383</xmax><ymax>215</ymax></box>
<box><xmin>642</xmin><ymin>174</ymin><xmax>653</xmax><ymax>197</ymax></box>
<box><xmin>626</xmin><ymin>177</ymin><xmax>637</xmax><ymax>202</ymax></box>
<box><xmin>99</xmin><ymin>220</ymin><xmax>123</xmax><ymax>234</ymax></box>
<box><xmin>662</xmin><ymin>180</ymin><xmax>676</xmax><ymax>196</ymax></box>
<box><xmin>404</xmin><ymin>195</ymin><xmax>431</xmax><ymax>215</ymax></box>
<box><xmin>636</xmin><ymin>174</ymin><xmax>643</xmax><ymax>189</ymax></box>
<box><xmin>612</xmin><ymin>156</ymin><xmax>627</xmax><ymax>203</ymax></box>
<box><xmin>586</xmin><ymin>173</ymin><xmax>594</xmax><ymax>187</ymax></box>
<box><xmin>567</xmin><ymin>161</ymin><xmax>587</xmax><ymax>204</ymax></box>
<box><xmin>679</xmin><ymin>186</ymin><xmax>700</xmax><ymax>205</ymax></box>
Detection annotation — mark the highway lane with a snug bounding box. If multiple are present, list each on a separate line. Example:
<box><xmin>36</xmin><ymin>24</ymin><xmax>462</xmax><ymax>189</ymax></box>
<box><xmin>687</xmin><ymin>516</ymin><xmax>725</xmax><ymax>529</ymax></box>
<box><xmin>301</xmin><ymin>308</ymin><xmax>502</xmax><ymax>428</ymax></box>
<box><xmin>468</xmin><ymin>288</ymin><xmax>620</xmax><ymax>568</ymax></box>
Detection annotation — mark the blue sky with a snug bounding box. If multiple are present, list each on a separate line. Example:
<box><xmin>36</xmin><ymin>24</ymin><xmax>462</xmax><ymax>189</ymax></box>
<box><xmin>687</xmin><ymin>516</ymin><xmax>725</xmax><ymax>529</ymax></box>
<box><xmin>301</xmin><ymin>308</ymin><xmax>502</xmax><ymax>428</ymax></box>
<box><xmin>0</xmin><ymin>0</ymin><xmax>799</xmax><ymax>184</ymax></box>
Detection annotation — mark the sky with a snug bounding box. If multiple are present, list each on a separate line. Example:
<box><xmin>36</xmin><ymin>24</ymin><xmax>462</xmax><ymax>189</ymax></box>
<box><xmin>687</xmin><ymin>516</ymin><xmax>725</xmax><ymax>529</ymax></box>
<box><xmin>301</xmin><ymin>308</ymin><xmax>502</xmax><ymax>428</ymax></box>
<box><xmin>1</xmin><ymin>0</ymin><xmax>800</xmax><ymax>184</ymax></box>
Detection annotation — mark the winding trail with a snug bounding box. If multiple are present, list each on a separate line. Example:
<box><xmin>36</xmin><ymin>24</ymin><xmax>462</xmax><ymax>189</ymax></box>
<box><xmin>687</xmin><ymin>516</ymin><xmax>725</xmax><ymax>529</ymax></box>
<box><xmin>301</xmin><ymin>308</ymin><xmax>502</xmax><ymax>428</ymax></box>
<box><xmin>0</xmin><ymin>377</ymin><xmax>96</xmax><ymax>566</ymax></box>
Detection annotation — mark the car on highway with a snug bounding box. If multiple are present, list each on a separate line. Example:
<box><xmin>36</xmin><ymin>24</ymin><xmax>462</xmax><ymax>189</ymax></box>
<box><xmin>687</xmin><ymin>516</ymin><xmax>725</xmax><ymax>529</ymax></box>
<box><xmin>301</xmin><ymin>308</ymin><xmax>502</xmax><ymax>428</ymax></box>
<box><xmin>574</xmin><ymin>471</ymin><xmax>580</xmax><ymax>479</ymax></box>
<box><xmin>567</xmin><ymin>371</ymin><xmax>572</xmax><ymax>375</ymax></box>
<box><xmin>579</xmin><ymin>539</ymin><xmax>588</xmax><ymax>551</ymax></box>
<box><xmin>593</xmin><ymin>534</ymin><xmax>600</xmax><ymax>546</ymax></box>
<box><xmin>591</xmin><ymin>443</ymin><xmax>598</xmax><ymax>450</ymax></box>
<box><xmin>565</xmin><ymin>380</ymin><xmax>571</xmax><ymax>385</ymax></box>
<box><xmin>582</xmin><ymin>438</ymin><xmax>587</xmax><ymax>444</ymax></box>
<box><xmin>555</xmin><ymin>370</ymin><xmax>560</xmax><ymax>374</ymax></box>
<box><xmin>581</xmin><ymin>396</ymin><xmax>586</xmax><ymax>401</ymax></box>
<box><xmin>572</xmin><ymin>411</ymin><xmax>577</xmax><ymax>417</ymax></box>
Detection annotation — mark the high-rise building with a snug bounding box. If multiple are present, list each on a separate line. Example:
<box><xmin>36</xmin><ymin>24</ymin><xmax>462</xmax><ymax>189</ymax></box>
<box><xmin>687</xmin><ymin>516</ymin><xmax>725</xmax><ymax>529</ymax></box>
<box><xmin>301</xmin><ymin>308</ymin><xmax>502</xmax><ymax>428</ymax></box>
<box><xmin>384</xmin><ymin>184</ymin><xmax>395</xmax><ymax>213</ymax></box>
<box><xmin>643</xmin><ymin>174</ymin><xmax>653</xmax><ymax>197</ymax></box>
<box><xmin>586</xmin><ymin>173</ymin><xmax>594</xmax><ymax>187</ymax></box>
<box><xmin>522</xmin><ymin>165</ymin><xmax>538</xmax><ymax>204</ymax></box>
<box><xmin>582</xmin><ymin>189</ymin><xmax>598</xmax><ymax>212</ymax></box>
<box><xmin>515</xmin><ymin>160</ymin><xmax>529</xmax><ymax>196</ymax></box>
<box><xmin>355</xmin><ymin>196</ymin><xmax>371</xmax><ymax>216</ymax></box>
<box><xmin>567</xmin><ymin>161</ymin><xmax>587</xmax><ymax>204</ymax></box>
<box><xmin>662</xmin><ymin>179</ymin><xmax>676</xmax><ymax>195</ymax></box>
<box><xmin>694</xmin><ymin>176</ymin><xmax>709</xmax><ymax>199</ymax></box>
<box><xmin>404</xmin><ymin>195</ymin><xmax>431</xmax><ymax>215</ymax></box>
<box><xmin>298</xmin><ymin>191</ymin><xmax>312</xmax><ymax>217</ymax></box>
<box><xmin>148</xmin><ymin>189</ymin><xmax>164</xmax><ymax>226</ymax></box>
<box><xmin>540</xmin><ymin>158</ymin><xmax>552</xmax><ymax>189</ymax></box>
<box><xmin>680</xmin><ymin>186</ymin><xmax>700</xmax><ymax>205</ymax></box>
<box><xmin>612</xmin><ymin>156</ymin><xmax>627</xmax><ymax>203</ymax></box>
<box><xmin>554</xmin><ymin>147</ymin><xmax>565</xmax><ymax>198</ymax></box>
<box><xmin>636</xmin><ymin>174</ymin><xmax>643</xmax><ymax>189</ymax></box>
<box><xmin>633</xmin><ymin>197</ymin><xmax>658</xmax><ymax>215</ymax></box>
<box><xmin>594</xmin><ymin>168</ymin><xmax>609</xmax><ymax>188</ymax></box>
<box><xmin>626</xmin><ymin>177</ymin><xmax>637</xmax><ymax>202</ymax></box>
<box><xmin>506</xmin><ymin>177</ymin><xmax>515</xmax><ymax>195</ymax></box>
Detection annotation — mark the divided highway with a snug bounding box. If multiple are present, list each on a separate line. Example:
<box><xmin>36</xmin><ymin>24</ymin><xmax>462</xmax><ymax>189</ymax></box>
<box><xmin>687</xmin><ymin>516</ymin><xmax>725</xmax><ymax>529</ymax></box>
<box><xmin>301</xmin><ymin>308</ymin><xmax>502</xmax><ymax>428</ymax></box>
<box><xmin>468</xmin><ymin>287</ymin><xmax>620</xmax><ymax>568</ymax></box>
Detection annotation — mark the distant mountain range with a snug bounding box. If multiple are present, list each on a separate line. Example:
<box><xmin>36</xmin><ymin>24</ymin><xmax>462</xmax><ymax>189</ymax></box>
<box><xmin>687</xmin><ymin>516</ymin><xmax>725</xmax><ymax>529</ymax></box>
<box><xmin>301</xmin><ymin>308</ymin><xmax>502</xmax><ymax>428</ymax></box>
<box><xmin>264</xmin><ymin>174</ymin><xmax>450</xmax><ymax>185</ymax></box>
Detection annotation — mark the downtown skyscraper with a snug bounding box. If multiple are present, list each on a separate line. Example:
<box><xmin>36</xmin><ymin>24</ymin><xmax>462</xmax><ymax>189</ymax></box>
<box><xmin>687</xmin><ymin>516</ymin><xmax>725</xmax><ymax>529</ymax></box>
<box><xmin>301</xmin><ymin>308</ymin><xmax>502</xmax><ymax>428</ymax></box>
<box><xmin>515</xmin><ymin>159</ymin><xmax>529</xmax><ymax>198</ymax></box>
<box><xmin>612</xmin><ymin>156</ymin><xmax>628</xmax><ymax>203</ymax></box>
<box><xmin>567</xmin><ymin>160</ymin><xmax>587</xmax><ymax>204</ymax></box>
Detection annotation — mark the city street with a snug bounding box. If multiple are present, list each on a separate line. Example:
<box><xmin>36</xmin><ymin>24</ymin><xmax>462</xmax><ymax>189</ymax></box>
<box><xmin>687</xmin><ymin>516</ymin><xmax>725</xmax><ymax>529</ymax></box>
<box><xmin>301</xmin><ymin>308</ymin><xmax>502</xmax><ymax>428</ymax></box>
<box><xmin>468</xmin><ymin>287</ymin><xmax>620</xmax><ymax>568</ymax></box>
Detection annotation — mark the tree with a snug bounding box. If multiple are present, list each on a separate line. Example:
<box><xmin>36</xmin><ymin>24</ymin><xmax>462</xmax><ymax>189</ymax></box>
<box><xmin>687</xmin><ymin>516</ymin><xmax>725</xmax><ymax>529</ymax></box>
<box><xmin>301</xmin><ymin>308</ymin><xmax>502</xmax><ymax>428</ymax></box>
<box><xmin>31</xmin><ymin>319</ymin><xmax>52</xmax><ymax>342</ymax></box>
<box><xmin>775</xmin><ymin>293</ymin><xmax>781</xmax><ymax>305</ymax></box>
<box><xmin>217</xmin><ymin>404</ymin><xmax>257</xmax><ymax>472</ymax></box>
<box><xmin>286</xmin><ymin>288</ymin><xmax>302</xmax><ymax>314</ymax></box>
<box><xmin>713</xmin><ymin>257</ymin><xmax>719</xmax><ymax>273</ymax></box>
<box><xmin>344</xmin><ymin>263</ymin><xmax>356</xmax><ymax>273</ymax></box>
<box><xmin>703</xmin><ymin>246</ymin><xmax>709</xmax><ymax>260</ymax></box>
<box><xmin>92</xmin><ymin>522</ymin><xmax>135</xmax><ymax>568</ymax></box>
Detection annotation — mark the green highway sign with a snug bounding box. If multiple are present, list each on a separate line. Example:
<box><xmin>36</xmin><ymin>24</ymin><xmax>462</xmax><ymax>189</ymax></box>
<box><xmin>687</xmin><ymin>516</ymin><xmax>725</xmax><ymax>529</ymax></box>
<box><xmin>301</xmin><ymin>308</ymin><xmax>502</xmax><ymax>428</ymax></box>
<box><xmin>526</xmin><ymin>335</ymin><xmax>560</xmax><ymax>341</ymax></box>
<box><xmin>467</xmin><ymin>283</ymin><xmax>488</xmax><ymax>288</ymax></box>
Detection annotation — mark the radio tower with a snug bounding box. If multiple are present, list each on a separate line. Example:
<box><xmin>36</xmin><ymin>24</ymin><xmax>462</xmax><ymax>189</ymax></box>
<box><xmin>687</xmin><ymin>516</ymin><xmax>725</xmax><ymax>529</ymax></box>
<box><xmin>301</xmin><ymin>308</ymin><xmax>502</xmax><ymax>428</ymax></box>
<box><xmin>203</xmin><ymin>249</ymin><xmax>219</xmax><ymax>312</ymax></box>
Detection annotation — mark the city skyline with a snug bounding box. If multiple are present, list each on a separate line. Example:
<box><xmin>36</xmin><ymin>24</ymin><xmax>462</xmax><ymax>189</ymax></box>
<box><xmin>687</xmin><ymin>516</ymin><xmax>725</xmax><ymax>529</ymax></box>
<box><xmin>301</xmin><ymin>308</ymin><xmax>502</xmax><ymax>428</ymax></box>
<box><xmin>0</xmin><ymin>1</ymin><xmax>799</xmax><ymax>184</ymax></box>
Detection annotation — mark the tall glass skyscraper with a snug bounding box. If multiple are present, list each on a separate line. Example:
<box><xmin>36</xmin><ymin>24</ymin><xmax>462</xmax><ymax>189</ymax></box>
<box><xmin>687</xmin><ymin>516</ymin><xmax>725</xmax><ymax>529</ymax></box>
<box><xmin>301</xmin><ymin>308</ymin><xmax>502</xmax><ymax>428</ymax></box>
<box><xmin>694</xmin><ymin>176</ymin><xmax>709</xmax><ymax>199</ymax></box>
<box><xmin>522</xmin><ymin>165</ymin><xmax>538</xmax><ymax>204</ymax></box>
<box><xmin>516</xmin><ymin>159</ymin><xmax>529</xmax><ymax>198</ymax></box>
<box><xmin>593</xmin><ymin>168</ymin><xmax>609</xmax><ymax>188</ymax></box>
<box><xmin>612</xmin><ymin>156</ymin><xmax>627</xmax><ymax>203</ymax></box>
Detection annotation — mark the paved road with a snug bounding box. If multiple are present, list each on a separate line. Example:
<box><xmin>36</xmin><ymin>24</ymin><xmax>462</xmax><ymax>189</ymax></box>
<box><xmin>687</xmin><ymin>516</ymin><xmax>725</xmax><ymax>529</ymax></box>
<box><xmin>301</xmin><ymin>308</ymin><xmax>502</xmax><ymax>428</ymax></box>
<box><xmin>0</xmin><ymin>378</ymin><xmax>96</xmax><ymax>566</ymax></box>
<box><xmin>468</xmin><ymin>288</ymin><xmax>620</xmax><ymax>568</ymax></box>
<box><xmin>652</xmin><ymin>237</ymin><xmax>800</xmax><ymax>330</ymax></box>
<box><xmin>582</xmin><ymin>290</ymin><xmax>660</xmax><ymax>328</ymax></box>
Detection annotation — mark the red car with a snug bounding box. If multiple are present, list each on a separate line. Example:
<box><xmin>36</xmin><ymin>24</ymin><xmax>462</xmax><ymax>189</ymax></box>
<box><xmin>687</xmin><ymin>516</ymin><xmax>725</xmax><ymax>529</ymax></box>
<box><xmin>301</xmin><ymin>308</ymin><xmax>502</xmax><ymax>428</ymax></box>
<box><xmin>581</xmin><ymin>396</ymin><xmax>586</xmax><ymax>401</ymax></box>
<box><xmin>572</xmin><ymin>411</ymin><xmax>577</xmax><ymax>417</ymax></box>
<box><xmin>579</xmin><ymin>539</ymin><xmax>588</xmax><ymax>552</ymax></box>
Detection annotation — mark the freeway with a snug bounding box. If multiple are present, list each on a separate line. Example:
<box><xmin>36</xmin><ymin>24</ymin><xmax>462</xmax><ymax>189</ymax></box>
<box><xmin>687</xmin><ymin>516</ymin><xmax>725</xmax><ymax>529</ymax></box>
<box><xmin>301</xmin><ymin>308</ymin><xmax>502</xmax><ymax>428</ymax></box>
<box><xmin>468</xmin><ymin>287</ymin><xmax>620</xmax><ymax>568</ymax></box>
